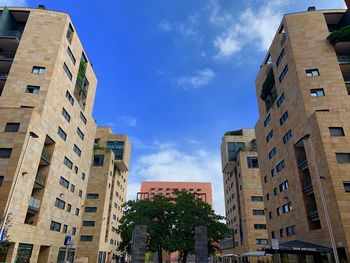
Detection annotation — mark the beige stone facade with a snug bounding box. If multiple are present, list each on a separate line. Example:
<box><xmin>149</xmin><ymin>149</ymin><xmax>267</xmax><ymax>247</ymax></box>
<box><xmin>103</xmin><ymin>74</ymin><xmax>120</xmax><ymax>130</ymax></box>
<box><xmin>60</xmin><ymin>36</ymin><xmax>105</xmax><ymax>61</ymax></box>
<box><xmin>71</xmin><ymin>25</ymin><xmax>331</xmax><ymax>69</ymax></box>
<box><xmin>0</xmin><ymin>6</ymin><xmax>97</xmax><ymax>263</ymax></box>
<box><xmin>220</xmin><ymin>129</ymin><xmax>269</xmax><ymax>261</ymax></box>
<box><xmin>255</xmin><ymin>7</ymin><xmax>350</xmax><ymax>262</ymax></box>
<box><xmin>76</xmin><ymin>127</ymin><xmax>130</xmax><ymax>263</ymax></box>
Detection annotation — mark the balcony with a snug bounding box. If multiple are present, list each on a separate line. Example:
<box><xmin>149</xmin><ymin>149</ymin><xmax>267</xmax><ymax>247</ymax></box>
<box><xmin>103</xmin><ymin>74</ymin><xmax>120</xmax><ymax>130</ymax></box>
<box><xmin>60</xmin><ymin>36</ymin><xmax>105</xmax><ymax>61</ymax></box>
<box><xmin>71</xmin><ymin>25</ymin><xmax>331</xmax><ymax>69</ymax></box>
<box><xmin>0</xmin><ymin>51</ymin><xmax>15</xmax><ymax>61</ymax></box>
<box><xmin>302</xmin><ymin>179</ymin><xmax>314</xmax><ymax>195</ymax></box>
<box><xmin>0</xmin><ymin>73</ymin><xmax>8</xmax><ymax>81</ymax></box>
<box><xmin>27</xmin><ymin>197</ymin><xmax>41</xmax><ymax>214</ymax></box>
<box><xmin>34</xmin><ymin>172</ymin><xmax>46</xmax><ymax>188</ymax></box>
<box><xmin>307</xmin><ymin>205</ymin><xmax>319</xmax><ymax>221</ymax></box>
<box><xmin>337</xmin><ymin>55</ymin><xmax>350</xmax><ymax>64</ymax></box>
<box><xmin>343</xmin><ymin>74</ymin><xmax>350</xmax><ymax>84</ymax></box>
<box><xmin>40</xmin><ymin>148</ymin><xmax>51</xmax><ymax>165</ymax></box>
<box><xmin>0</xmin><ymin>30</ymin><xmax>22</xmax><ymax>40</ymax></box>
<box><xmin>297</xmin><ymin>155</ymin><xmax>308</xmax><ymax>170</ymax></box>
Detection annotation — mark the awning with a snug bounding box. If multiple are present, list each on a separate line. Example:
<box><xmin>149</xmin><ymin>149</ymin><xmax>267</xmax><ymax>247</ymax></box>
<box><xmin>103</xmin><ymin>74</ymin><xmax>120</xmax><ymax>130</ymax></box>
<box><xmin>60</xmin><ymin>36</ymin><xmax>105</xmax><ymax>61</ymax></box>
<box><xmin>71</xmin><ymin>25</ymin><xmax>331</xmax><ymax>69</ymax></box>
<box><xmin>263</xmin><ymin>240</ymin><xmax>332</xmax><ymax>254</ymax></box>
<box><xmin>241</xmin><ymin>251</ymin><xmax>272</xmax><ymax>257</ymax></box>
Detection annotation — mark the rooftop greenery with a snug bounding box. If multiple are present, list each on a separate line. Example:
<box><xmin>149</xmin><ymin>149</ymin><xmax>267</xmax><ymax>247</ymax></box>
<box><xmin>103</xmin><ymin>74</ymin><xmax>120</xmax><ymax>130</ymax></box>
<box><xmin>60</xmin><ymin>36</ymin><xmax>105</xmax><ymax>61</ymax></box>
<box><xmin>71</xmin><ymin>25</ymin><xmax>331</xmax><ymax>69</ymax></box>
<box><xmin>260</xmin><ymin>68</ymin><xmax>275</xmax><ymax>101</ymax></box>
<box><xmin>328</xmin><ymin>25</ymin><xmax>350</xmax><ymax>46</ymax></box>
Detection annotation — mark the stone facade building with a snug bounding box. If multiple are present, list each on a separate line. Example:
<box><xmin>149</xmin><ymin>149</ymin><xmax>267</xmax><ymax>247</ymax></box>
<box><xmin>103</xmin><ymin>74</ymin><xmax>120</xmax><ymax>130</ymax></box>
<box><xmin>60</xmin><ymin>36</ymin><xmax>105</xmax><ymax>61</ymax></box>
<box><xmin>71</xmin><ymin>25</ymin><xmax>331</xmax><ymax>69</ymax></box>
<box><xmin>220</xmin><ymin>129</ymin><xmax>269</xmax><ymax>261</ymax></box>
<box><xmin>255</xmin><ymin>7</ymin><xmax>350</xmax><ymax>262</ymax></box>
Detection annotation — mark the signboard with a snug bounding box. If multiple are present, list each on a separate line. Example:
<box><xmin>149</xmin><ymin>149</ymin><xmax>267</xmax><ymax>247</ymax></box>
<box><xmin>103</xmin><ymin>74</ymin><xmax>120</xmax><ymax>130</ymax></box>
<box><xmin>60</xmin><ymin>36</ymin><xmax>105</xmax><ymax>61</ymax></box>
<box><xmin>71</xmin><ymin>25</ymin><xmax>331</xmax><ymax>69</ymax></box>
<box><xmin>0</xmin><ymin>227</ymin><xmax>5</xmax><ymax>243</ymax></box>
<box><xmin>272</xmin><ymin>239</ymin><xmax>279</xmax><ymax>250</ymax></box>
<box><xmin>64</xmin><ymin>235</ymin><xmax>72</xmax><ymax>247</ymax></box>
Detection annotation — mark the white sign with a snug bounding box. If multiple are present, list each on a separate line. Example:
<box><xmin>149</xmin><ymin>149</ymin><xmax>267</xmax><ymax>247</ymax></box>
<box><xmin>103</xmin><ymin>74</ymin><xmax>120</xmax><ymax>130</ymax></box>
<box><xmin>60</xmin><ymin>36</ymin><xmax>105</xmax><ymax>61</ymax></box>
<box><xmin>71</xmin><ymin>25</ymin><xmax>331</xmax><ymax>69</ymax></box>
<box><xmin>272</xmin><ymin>239</ymin><xmax>279</xmax><ymax>250</ymax></box>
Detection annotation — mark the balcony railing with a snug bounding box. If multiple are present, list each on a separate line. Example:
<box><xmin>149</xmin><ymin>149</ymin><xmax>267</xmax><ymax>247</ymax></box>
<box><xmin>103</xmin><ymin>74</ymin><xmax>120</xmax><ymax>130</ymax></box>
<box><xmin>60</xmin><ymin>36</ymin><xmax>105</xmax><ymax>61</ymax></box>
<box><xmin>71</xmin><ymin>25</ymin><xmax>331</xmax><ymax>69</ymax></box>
<box><xmin>28</xmin><ymin>197</ymin><xmax>41</xmax><ymax>213</ymax></box>
<box><xmin>337</xmin><ymin>55</ymin><xmax>350</xmax><ymax>63</ymax></box>
<box><xmin>34</xmin><ymin>172</ymin><xmax>46</xmax><ymax>188</ymax></box>
<box><xmin>0</xmin><ymin>30</ymin><xmax>22</xmax><ymax>40</ymax></box>
<box><xmin>0</xmin><ymin>73</ymin><xmax>8</xmax><ymax>81</ymax></box>
<box><xmin>297</xmin><ymin>155</ymin><xmax>308</xmax><ymax>170</ymax></box>
<box><xmin>343</xmin><ymin>74</ymin><xmax>350</xmax><ymax>83</ymax></box>
<box><xmin>302</xmin><ymin>179</ymin><xmax>313</xmax><ymax>194</ymax></box>
<box><xmin>307</xmin><ymin>205</ymin><xmax>319</xmax><ymax>220</ymax></box>
<box><xmin>0</xmin><ymin>52</ymin><xmax>15</xmax><ymax>61</ymax></box>
<box><xmin>41</xmin><ymin>148</ymin><xmax>51</xmax><ymax>164</ymax></box>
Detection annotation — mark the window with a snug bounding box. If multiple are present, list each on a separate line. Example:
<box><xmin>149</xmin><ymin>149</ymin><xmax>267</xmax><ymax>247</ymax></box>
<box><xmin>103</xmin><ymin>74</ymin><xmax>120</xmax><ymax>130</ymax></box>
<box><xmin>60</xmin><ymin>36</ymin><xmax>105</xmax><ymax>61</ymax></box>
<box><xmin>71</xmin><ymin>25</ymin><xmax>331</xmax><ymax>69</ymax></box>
<box><xmin>276</xmin><ymin>48</ymin><xmax>285</xmax><ymax>67</ymax></box>
<box><xmin>66</xmin><ymin>23</ymin><xmax>74</xmax><ymax>43</ymax></box>
<box><xmin>256</xmin><ymin>239</ymin><xmax>268</xmax><ymax>245</ymax></box>
<box><xmin>72</xmin><ymin>227</ymin><xmax>76</xmax><ymax>235</ymax></box>
<box><xmin>80</xmin><ymin>235</ymin><xmax>93</xmax><ymax>242</ymax></box>
<box><xmin>280</xmin><ymin>228</ymin><xmax>285</xmax><ymax>237</ymax></box>
<box><xmin>82</xmin><ymin>173</ymin><xmax>86</xmax><ymax>180</ymax></box>
<box><xmin>343</xmin><ymin>182</ymin><xmax>350</xmax><ymax>192</ymax></box>
<box><xmin>50</xmin><ymin>221</ymin><xmax>61</xmax><ymax>232</ymax></box>
<box><xmin>279</xmin><ymin>111</ymin><xmax>288</xmax><ymax>125</ymax></box>
<box><xmin>63</xmin><ymin>225</ymin><xmax>68</xmax><ymax>233</ymax></box>
<box><xmin>59</xmin><ymin>177</ymin><xmax>69</xmax><ymax>189</ymax></box>
<box><xmin>264</xmin><ymin>114</ymin><xmax>271</xmax><ymax>127</ymax></box>
<box><xmin>80</xmin><ymin>112</ymin><xmax>87</xmax><ymax>124</ymax></box>
<box><xmin>276</xmin><ymin>207</ymin><xmax>281</xmax><ymax>216</ymax></box>
<box><xmin>276</xmin><ymin>160</ymin><xmax>285</xmax><ymax>172</ymax></box>
<box><xmin>64</xmin><ymin>157</ymin><xmax>73</xmax><ymax>169</ymax></box>
<box><xmin>283</xmin><ymin>130</ymin><xmax>292</xmax><ymax>144</ymax></box>
<box><xmin>310</xmin><ymin>88</ymin><xmax>325</xmax><ymax>97</ymax></box>
<box><xmin>5</xmin><ymin>123</ymin><xmax>20</xmax><ymax>132</ymax></box>
<box><xmin>73</xmin><ymin>145</ymin><xmax>81</xmax><ymax>157</ymax></box>
<box><xmin>62</xmin><ymin>108</ymin><xmax>71</xmax><ymax>123</ymax></box>
<box><xmin>277</xmin><ymin>93</ymin><xmax>285</xmax><ymax>108</ymax></box>
<box><xmin>247</xmin><ymin>157</ymin><xmax>259</xmax><ymax>168</ymax></box>
<box><xmin>282</xmin><ymin>202</ymin><xmax>293</xmax><ymax>213</ymax></box>
<box><xmin>79</xmin><ymin>190</ymin><xmax>83</xmax><ymax>198</ymax></box>
<box><xmin>266</xmin><ymin>130</ymin><xmax>273</xmax><ymax>142</ymax></box>
<box><xmin>269</xmin><ymin>147</ymin><xmax>276</xmax><ymax>159</ymax></box>
<box><xmin>0</xmin><ymin>148</ymin><xmax>12</xmax><ymax>158</ymax></box>
<box><xmin>271</xmin><ymin>169</ymin><xmax>276</xmax><ymax>177</ymax></box>
<box><xmin>93</xmin><ymin>155</ymin><xmax>104</xmax><ymax>166</ymax></box>
<box><xmin>251</xmin><ymin>196</ymin><xmax>263</xmax><ymax>202</ymax></box>
<box><xmin>254</xmin><ymin>224</ymin><xmax>267</xmax><ymax>230</ymax></box>
<box><xmin>227</xmin><ymin>142</ymin><xmax>245</xmax><ymax>162</ymax></box>
<box><xmin>279</xmin><ymin>65</ymin><xmax>289</xmax><ymax>82</ymax></box>
<box><xmin>25</xmin><ymin>85</ymin><xmax>40</xmax><ymax>94</ymax></box>
<box><xmin>85</xmin><ymin>207</ymin><xmax>97</xmax><ymax>213</ymax></box>
<box><xmin>67</xmin><ymin>47</ymin><xmax>76</xmax><ymax>64</ymax></box>
<box><xmin>83</xmin><ymin>221</ymin><xmax>95</xmax><ymax>227</ymax></box>
<box><xmin>67</xmin><ymin>204</ymin><xmax>72</xmax><ymax>212</ymax></box>
<box><xmin>336</xmin><ymin>153</ymin><xmax>350</xmax><ymax>163</ymax></box>
<box><xmin>0</xmin><ymin>176</ymin><xmax>3</xmax><ymax>186</ymax></box>
<box><xmin>264</xmin><ymin>175</ymin><xmax>267</xmax><ymax>183</ymax></box>
<box><xmin>268</xmin><ymin>211</ymin><xmax>272</xmax><ymax>220</ymax></box>
<box><xmin>329</xmin><ymin>127</ymin><xmax>345</xmax><ymax>137</ymax></box>
<box><xmin>266</xmin><ymin>193</ymin><xmax>270</xmax><ymax>200</ymax></box>
<box><xmin>63</xmin><ymin>63</ymin><xmax>72</xmax><ymax>81</ymax></box>
<box><xmin>279</xmin><ymin>180</ymin><xmax>289</xmax><ymax>192</ymax></box>
<box><xmin>55</xmin><ymin>198</ymin><xmax>65</xmax><ymax>209</ymax></box>
<box><xmin>57</xmin><ymin>127</ymin><xmax>67</xmax><ymax>141</ymax></box>
<box><xmin>75</xmin><ymin>208</ymin><xmax>80</xmax><ymax>216</ymax></box>
<box><xmin>32</xmin><ymin>66</ymin><xmax>45</xmax><ymax>74</ymax></box>
<box><xmin>286</xmin><ymin>225</ymin><xmax>296</xmax><ymax>236</ymax></box>
<box><xmin>306</xmin><ymin>69</ymin><xmax>319</xmax><ymax>77</ymax></box>
<box><xmin>274</xmin><ymin>187</ymin><xmax>278</xmax><ymax>196</ymax></box>
<box><xmin>70</xmin><ymin>184</ymin><xmax>75</xmax><ymax>193</ymax></box>
<box><xmin>77</xmin><ymin>128</ymin><xmax>84</xmax><ymax>140</ymax></box>
<box><xmin>74</xmin><ymin>166</ymin><xmax>78</xmax><ymax>174</ymax></box>
<box><xmin>66</xmin><ymin>91</ymin><xmax>74</xmax><ymax>105</ymax></box>
<box><xmin>87</xmin><ymin>193</ymin><xmax>99</xmax><ymax>199</ymax></box>
<box><xmin>253</xmin><ymin>210</ymin><xmax>265</xmax><ymax>216</ymax></box>
<box><xmin>271</xmin><ymin>231</ymin><xmax>276</xmax><ymax>239</ymax></box>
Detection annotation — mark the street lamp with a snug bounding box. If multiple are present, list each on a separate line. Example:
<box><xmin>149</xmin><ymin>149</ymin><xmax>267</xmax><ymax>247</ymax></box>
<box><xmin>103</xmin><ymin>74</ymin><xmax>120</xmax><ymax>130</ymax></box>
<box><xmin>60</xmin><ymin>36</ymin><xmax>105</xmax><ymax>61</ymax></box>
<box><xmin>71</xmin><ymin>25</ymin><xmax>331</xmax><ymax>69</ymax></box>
<box><xmin>0</xmin><ymin>131</ymin><xmax>39</xmax><ymax>242</ymax></box>
<box><xmin>305</xmin><ymin>135</ymin><xmax>340</xmax><ymax>263</ymax></box>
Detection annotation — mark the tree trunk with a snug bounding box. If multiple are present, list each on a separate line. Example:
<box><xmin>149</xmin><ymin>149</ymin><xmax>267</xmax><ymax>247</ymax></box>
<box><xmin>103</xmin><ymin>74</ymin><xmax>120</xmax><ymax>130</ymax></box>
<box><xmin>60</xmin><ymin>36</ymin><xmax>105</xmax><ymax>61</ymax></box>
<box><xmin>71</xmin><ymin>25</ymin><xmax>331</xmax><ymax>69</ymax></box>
<box><xmin>157</xmin><ymin>245</ymin><xmax>163</xmax><ymax>263</ymax></box>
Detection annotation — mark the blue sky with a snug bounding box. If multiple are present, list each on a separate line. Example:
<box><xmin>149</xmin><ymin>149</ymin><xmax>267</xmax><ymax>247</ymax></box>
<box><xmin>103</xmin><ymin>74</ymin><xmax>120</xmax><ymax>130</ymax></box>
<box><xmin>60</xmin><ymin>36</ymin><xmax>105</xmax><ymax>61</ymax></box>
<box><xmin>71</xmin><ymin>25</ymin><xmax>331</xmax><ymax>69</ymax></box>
<box><xmin>4</xmin><ymin>0</ymin><xmax>346</xmax><ymax>215</ymax></box>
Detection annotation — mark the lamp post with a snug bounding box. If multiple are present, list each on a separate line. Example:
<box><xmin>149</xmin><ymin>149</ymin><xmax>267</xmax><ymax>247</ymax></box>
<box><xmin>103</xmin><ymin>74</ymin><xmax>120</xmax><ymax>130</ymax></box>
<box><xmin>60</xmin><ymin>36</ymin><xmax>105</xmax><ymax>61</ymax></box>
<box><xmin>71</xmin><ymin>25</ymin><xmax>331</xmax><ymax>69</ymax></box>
<box><xmin>0</xmin><ymin>131</ymin><xmax>39</xmax><ymax>242</ymax></box>
<box><xmin>306</xmin><ymin>137</ymin><xmax>340</xmax><ymax>263</ymax></box>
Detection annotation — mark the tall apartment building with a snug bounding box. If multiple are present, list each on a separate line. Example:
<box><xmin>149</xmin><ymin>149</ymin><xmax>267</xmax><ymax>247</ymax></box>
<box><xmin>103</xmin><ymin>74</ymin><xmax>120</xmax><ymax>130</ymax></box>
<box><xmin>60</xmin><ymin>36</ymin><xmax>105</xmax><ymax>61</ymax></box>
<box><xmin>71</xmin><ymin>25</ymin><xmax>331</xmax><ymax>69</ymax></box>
<box><xmin>0</xmin><ymin>6</ymin><xmax>97</xmax><ymax>263</ymax></box>
<box><xmin>255</xmin><ymin>7</ymin><xmax>350</xmax><ymax>262</ymax></box>
<box><xmin>220</xmin><ymin>129</ymin><xmax>268</xmax><ymax>261</ymax></box>
<box><xmin>76</xmin><ymin>127</ymin><xmax>131</xmax><ymax>263</ymax></box>
<box><xmin>140</xmin><ymin>181</ymin><xmax>212</xmax><ymax>205</ymax></box>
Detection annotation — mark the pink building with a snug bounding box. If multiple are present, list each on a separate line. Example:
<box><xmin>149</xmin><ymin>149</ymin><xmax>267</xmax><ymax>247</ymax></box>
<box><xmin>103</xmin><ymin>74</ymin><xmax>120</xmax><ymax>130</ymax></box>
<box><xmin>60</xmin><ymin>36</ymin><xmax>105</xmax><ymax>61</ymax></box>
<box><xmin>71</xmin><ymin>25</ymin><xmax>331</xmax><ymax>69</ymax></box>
<box><xmin>140</xmin><ymin>181</ymin><xmax>212</xmax><ymax>206</ymax></box>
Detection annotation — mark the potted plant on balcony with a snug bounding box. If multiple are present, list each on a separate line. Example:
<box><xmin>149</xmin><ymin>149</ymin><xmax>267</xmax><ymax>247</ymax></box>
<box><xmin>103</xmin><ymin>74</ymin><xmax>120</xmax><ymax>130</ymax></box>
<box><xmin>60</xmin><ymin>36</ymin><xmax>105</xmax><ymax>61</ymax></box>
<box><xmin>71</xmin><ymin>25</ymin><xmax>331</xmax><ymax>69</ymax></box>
<box><xmin>328</xmin><ymin>25</ymin><xmax>350</xmax><ymax>46</ymax></box>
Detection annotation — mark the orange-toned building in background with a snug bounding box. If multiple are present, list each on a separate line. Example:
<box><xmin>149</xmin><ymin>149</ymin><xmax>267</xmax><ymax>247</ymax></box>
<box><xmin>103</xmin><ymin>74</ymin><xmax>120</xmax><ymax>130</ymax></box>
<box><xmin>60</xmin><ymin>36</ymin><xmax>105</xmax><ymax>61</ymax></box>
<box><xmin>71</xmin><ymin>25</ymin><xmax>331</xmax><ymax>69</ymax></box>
<box><xmin>140</xmin><ymin>181</ymin><xmax>212</xmax><ymax>206</ymax></box>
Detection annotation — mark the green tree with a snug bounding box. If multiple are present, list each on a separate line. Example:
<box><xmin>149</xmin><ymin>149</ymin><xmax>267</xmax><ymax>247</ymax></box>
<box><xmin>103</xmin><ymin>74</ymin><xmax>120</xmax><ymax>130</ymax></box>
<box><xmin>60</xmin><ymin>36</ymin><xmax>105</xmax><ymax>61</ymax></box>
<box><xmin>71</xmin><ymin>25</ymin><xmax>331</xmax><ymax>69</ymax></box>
<box><xmin>0</xmin><ymin>213</ymin><xmax>11</xmax><ymax>256</ymax></box>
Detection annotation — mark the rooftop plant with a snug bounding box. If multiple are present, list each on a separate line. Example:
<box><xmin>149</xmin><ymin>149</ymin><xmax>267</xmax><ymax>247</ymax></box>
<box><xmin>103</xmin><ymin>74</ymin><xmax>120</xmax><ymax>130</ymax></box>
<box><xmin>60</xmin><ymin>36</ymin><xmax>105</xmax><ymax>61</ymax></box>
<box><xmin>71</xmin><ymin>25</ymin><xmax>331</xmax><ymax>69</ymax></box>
<box><xmin>260</xmin><ymin>68</ymin><xmax>275</xmax><ymax>101</ymax></box>
<box><xmin>328</xmin><ymin>25</ymin><xmax>350</xmax><ymax>46</ymax></box>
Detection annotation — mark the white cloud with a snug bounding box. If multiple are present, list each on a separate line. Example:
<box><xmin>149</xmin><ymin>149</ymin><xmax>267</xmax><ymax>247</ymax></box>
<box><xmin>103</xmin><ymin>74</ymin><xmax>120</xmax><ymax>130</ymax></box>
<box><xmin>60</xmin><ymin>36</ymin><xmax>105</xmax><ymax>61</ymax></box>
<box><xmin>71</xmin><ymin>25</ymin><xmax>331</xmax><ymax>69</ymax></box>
<box><xmin>159</xmin><ymin>21</ymin><xmax>172</xmax><ymax>32</ymax></box>
<box><xmin>127</xmin><ymin>146</ymin><xmax>225</xmax><ymax>216</ymax></box>
<box><xmin>177</xmin><ymin>68</ymin><xmax>215</xmax><ymax>89</ymax></box>
<box><xmin>212</xmin><ymin>0</ymin><xmax>286</xmax><ymax>59</ymax></box>
<box><xmin>119</xmin><ymin>116</ymin><xmax>137</xmax><ymax>127</ymax></box>
<box><xmin>208</xmin><ymin>0</ymin><xmax>233</xmax><ymax>26</ymax></box>
<box><xmin>1</xmin><ymin>0</ymin><xmax>27</xmax><ymax>6</ymax></box>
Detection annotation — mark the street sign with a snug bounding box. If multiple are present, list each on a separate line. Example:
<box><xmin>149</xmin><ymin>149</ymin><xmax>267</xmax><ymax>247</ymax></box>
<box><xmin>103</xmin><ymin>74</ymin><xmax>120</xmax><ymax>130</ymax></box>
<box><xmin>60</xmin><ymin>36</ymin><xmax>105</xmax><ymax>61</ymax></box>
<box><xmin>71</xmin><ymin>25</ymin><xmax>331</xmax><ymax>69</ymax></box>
<box><xmin>64</xmin><ymin>235</ymin><xmax>72</xmax><ymax>247</ymax></box>
<box><xmin>0</xmin><ymin>227</ymin><xmax>5</xmax><ymax>243</ymax></box>
<box><xmin>272</xmin><ymin>239</ymin><xmax>279</xmax><ymax>250</ymax></box>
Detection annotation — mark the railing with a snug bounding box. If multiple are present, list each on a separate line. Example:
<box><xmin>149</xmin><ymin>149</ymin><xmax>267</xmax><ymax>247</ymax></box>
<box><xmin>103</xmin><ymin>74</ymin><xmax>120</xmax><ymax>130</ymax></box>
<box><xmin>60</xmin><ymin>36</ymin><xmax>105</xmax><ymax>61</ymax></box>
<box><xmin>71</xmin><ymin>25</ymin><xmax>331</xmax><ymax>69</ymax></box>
<box><xmin>297</xmin><ymin>155</ymin><xmax>308</xmax><ymax>169</ymax></box>
<box><xmin>35</xmin><ymin>172</ymin><xmax>46</xmax><ymax>187</ymax></box>
<box><xmin>0</xmin><ymin>52</ymin><xmax>15</xmax><ymax>61</ymax></box>
<box><xmin>41</xmin><ymin>147</ymin><xmax>52</xmax><ymax>164</ymax></box>
<box><xmin>28</xmin><ymin>197</ymin><xmax>41</xmax><ymax>212</ymax></box>
<box><xmin>0</xmin><ymin>30</ymin><xmax>22</xmax><ymax>39</ymax></box>
<box><xmin>343</xmin><ymin>74</ymin><xmax>350</xmax><ymax>83</ymax></box>
<box><xmin>307</xmin><ymin>205</ymin><xmax>319</xmax><ymax>220</ymax></box>
<box><xmin>337</xmin><ymin>55</ymin><xmax>350</xmax><ymax>63</ymax></box>
<box><xmin>0</xmin><ymin>73</ymin><xmax>8</xmax><ymax>81</ymax></box>
<box><xmin>302</xmin><ymin>179</ymin><xmax>313</xmax><ymax>194</ymax></box>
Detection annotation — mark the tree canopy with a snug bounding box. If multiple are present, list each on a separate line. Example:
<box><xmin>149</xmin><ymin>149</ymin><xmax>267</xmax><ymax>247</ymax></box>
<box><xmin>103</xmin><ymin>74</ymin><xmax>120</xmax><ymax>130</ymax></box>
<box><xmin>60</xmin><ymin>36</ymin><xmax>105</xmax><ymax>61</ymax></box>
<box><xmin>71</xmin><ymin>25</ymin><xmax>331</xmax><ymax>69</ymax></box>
<box><xmin>117</xmin><ymin>191</ymin><xmax>229</xmax><ymax>263</ymax></box>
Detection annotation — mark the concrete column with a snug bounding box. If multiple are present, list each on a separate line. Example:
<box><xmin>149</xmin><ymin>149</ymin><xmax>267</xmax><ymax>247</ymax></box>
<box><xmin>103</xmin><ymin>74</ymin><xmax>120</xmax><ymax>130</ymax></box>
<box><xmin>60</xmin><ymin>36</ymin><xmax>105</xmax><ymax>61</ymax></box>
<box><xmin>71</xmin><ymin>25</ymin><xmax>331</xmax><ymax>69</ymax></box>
<box><xmin>131</xmin><ymin>225</ymin><xmax>147</xmax><ymax>263</ymax></box>
<box><xmin>5</xmin><ymin>242</ymin><xmax>18</xmax><ymax>263</ymax></box>
<box><xmin>29</xmin><ymin>244</ymin><xmax>40</xmax><ymax>263</ymax></box>
<box><xmin>195</xmin><ymin>226</ymin><xmax>208</xmax><ymax>263</ymax></box>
